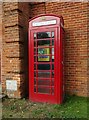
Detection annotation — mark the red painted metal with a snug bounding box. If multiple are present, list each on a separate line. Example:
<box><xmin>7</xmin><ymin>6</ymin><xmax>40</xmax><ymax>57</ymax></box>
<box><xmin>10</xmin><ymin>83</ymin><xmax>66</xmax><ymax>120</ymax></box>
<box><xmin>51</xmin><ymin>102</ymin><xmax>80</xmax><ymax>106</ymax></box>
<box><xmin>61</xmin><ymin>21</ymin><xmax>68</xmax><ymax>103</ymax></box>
<box><xmin>28</xmin><ymin>14</ymin><xmax>64</xmax><ymax>104</ymax></box>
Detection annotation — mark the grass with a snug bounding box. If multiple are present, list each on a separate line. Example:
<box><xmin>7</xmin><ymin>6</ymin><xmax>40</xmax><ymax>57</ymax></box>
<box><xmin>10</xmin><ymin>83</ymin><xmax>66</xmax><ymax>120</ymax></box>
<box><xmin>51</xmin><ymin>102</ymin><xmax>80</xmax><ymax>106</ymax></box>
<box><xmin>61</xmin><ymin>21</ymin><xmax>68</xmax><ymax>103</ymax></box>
<box><xmin>2</xmin><ymin>95</ymin><xmax>88</xmax><ymax>119</ymax></box>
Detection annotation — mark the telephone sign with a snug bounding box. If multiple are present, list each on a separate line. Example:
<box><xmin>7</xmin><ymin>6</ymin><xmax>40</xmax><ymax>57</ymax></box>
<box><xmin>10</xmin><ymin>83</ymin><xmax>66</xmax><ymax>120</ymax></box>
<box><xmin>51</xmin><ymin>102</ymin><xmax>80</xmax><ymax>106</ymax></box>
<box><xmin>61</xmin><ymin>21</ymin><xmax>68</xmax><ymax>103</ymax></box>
<box><xmin>32</xmin><ymin>20</ymin><xmax>57</xmax><ymax>27</ymax></box>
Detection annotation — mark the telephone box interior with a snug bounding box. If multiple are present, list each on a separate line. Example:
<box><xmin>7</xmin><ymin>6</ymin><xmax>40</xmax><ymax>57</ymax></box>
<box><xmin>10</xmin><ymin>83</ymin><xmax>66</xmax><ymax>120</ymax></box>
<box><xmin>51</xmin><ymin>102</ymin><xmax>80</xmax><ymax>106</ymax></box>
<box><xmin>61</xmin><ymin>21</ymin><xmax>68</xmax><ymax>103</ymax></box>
<box><xmin>28</xmin><ymin>14</ymin><xmax>64</xmax><ymax>104</ymax></box>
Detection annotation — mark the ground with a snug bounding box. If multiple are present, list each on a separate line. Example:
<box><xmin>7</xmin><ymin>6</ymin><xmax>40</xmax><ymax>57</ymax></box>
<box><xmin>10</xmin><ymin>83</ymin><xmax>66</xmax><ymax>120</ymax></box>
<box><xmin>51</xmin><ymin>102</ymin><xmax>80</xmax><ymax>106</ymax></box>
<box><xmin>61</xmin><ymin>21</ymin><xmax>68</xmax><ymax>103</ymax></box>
<box><xmin>2</xmin><ymin>95</ymin><xmax>88</xmax><ymax>119</ymax></box>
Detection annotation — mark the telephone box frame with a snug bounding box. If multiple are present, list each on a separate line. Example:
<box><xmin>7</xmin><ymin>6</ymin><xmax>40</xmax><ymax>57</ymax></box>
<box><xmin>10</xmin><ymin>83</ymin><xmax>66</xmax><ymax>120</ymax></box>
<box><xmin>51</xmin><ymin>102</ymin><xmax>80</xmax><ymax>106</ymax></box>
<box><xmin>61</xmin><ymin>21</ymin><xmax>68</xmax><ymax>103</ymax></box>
<box><xmin>28</xmin><ymin>14</ymin><xmax>64</xmax><ymax>104</ymax></box>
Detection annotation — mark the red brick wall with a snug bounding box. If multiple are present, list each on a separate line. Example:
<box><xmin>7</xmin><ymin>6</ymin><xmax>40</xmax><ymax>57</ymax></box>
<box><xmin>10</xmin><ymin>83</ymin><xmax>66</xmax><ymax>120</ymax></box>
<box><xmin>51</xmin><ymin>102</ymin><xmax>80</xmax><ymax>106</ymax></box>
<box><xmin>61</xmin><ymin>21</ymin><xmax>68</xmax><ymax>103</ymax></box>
<box><xmin>30</xmin><ymin>3</ymin><xmax>46</xmax><ymax>17</ymax></box>
<box><xmin>30</xmin><ymin>2</ymin><xmax>88</xmax><ymax>97</ymax></box>
<box><xmin>2</xmin><ymin>2</ymin><xmax>88</xmax><ymax>98</ymax></box>
<box><xmin>2</xmin><ymin>2</ymin><xmax>30</xmax><ymax>98</ymax></box>
<box><xmin>2</xmin><ymin>2</ymin><xmax>20</xmax><ymax>97</ymax></box>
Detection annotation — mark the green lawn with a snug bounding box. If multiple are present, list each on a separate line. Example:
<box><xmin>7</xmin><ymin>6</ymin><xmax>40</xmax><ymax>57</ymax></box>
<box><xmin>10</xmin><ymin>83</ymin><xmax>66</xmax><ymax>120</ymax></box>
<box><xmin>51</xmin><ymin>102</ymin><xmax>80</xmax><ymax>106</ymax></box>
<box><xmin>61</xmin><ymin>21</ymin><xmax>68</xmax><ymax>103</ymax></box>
<box><xmin>2</xmin><ymin>95</ymin><xmax>88</xmax><ymax>119</ymax></box>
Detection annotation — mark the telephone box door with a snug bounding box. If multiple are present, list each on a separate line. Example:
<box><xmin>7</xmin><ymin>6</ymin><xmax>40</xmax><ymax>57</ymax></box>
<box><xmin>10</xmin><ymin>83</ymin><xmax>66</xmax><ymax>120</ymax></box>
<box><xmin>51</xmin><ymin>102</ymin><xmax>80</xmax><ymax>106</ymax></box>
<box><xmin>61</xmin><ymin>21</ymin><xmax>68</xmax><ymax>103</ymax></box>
<box><xmin>29</xmin><ymin>28</ymin><xmax>59</xmax><ymax>103</ymax></box>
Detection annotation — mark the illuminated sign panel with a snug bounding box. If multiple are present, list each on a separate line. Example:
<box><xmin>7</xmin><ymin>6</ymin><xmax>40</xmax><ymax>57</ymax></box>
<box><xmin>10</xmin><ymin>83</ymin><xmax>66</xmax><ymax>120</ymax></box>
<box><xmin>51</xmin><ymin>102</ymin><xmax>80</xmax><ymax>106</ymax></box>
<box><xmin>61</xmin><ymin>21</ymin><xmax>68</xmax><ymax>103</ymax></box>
<box><xmin>32</xmin><ymin>20</ymin><xmax>56</xmax><ymax>27</ymax></box>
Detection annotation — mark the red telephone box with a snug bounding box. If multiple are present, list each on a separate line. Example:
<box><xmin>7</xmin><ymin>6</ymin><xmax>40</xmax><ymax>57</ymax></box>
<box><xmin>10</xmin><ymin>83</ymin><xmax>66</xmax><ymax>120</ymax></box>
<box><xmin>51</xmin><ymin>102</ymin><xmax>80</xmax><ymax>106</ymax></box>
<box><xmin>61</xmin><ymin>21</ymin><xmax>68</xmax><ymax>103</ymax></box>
<box><xmin>28</xmin><ymin>14</ymin><xmax>64</xmax><ymax>104</ymax></box>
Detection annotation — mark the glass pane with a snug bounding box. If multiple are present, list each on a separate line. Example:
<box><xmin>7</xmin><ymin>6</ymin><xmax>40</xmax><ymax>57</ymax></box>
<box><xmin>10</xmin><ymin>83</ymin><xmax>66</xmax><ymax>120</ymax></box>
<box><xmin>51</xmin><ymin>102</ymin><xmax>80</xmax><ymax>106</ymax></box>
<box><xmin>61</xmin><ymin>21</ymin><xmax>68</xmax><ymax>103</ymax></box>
<box><xmin>38</xmin><ymin>55</ymin><xmax>50</xmax><ymax>62</ymax></box>
<box><xmin>34</xmin><ymin>56</ymin><xmax>37</xmax><ymax>62</ymax></box>
<box><xmin>34</xmin><ymin>64</ymin><xmax>36</xmax><ymax>70</ymax></box>
<box><xmin>51</xmin><ymin>87</ymin><xmax>54</xmax><ymax>95</ymax></box>
<box><xmin>52</xmin><ymin>56</ymin><xmax>54</xmax><ymax>61</ymax></box>
<box><xmin>52</xmin><ymin>39</ymin><xmax>54</xmax><ymax>45</ymax></box>
<box><xmin>34</xmin><ymin>33</ymin><xmax>36</xmax><ymax>39</ymax></box>
<box><xmin>37</xmin><ymin>32</ymin><xmax>51</xmax><ymax>39</ymax></box>
<box><xmin>37</xmin><ymin>40</ymin><xmax>50</xmax><ymax>46</ymax></box>
<box><xmin>37</xmin><ymin>64</ymin><xmax>50</xmax><ymax>70</ymax></box>
<box><xmin>51</xmin><ymin>79</ymin><xmax>54</xmax><ymax>86</ymax></box>
<box><xmin>34</xmin><ymin>48</ymin><xmax>36</xmax><ymax>55</ymax></box>
<box><xmin>34</xmin><ymin>71</ymin><xmax>36</xmax><ymax>77</ymax></box>
<box><xmin>52</xmin><ymin>64</ymin><xmax>54</xmax><ymax>70</ymax></box>
<box><xmin>52</xmin><ymin>72</ymin><xmax>54</xmax><ymax>78</ymax></box>
<box><xmin>34</xmin><ymin>78</ymin><xmax>36</xmax><ymax>85</ymax></box>
<box><xmin>52</xmin><ymin>32</ymin><xmax>54</xmax><ymax>38</ymax></box>
<box><xmin>34</xmin><ymin>41</ymin><xmax>36</xmax><ymax>47</ymax></box>
<box><xmin>38</xmin><ymin>48</ymin><xmax>50</xmax><ymax>55</ymax></box>
<box><xmin>52</xmin><ymin>48</ymin><xmax>54</xmax><ymax>55</ymax></box>
<box><xmin>34</xmin><ymin>86</ymin><xmax>36</xmax><ymax>93</ymax></box>
<box><xmin>38</xmin><ymin>87</ymin><xmax>50</xmax><ymax>94</ymax></box>
<box><xmin>38</xmin><ymin>72</ymin><xmax>50</xmax><ymax>78</ymax></box>
<box><xmin>38</xmin><ymin>79</ymin><xmax>50</xmax><ymax>86</ymax></box>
